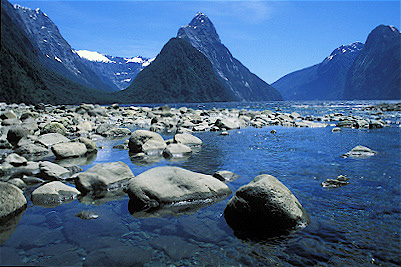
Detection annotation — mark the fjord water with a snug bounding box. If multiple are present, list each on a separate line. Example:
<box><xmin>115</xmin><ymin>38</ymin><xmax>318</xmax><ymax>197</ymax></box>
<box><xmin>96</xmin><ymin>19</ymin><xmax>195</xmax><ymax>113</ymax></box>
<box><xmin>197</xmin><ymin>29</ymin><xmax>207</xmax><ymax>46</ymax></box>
<box><xmin>1</xmin><ymin>101</ymin><xmax>400</xmax><ymax>266</ymax></box>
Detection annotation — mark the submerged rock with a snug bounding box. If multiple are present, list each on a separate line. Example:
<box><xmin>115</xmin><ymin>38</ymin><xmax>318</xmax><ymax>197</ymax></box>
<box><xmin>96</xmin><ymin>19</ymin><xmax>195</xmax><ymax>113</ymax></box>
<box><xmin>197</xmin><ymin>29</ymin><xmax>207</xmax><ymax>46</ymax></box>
<box><xmin>213</xmin><ymin>170</ymin><xmax>239</xmax><ymax>183</ymax></box>
<box><xmin>127</xmin><ymin>166</ymin><xmax>231</xmax><ymax>212</ymax></box>
<box><xmin>224</xmin><ymin>174</ymin><xmax>309</xmax><ymax>239</ymax></box>
<box><xmin>75</xmin><ymin>210</ymin><xmax>99</xmax><ymax>220</ymax></box>
<box><xmin>163</xmin><ymin>143</ymin><xmax>192</xmax><ymax>158</ymax></box>
<box><xmin>31</xmin><ymin>181</ymin><xmax>80</xmax><ymax>207</ymax></box>
<box><xmin>342</xmin><ymin>145</ymin><xmax>377</xmax><ymax>158</ymax></box>
<box><xmin>74</xmin><ymin>161</ymin><xmax>134</xmax><ymax>195</ymax></box>
<box><xmin>321</xmin><ymin>175</ymin><xmax>350</xmax><ymax>188</ymax></box>
<box><xmin>0</xmin><ymin>182</ymin><xmax>27</xmax><ymax>221</ymax></box>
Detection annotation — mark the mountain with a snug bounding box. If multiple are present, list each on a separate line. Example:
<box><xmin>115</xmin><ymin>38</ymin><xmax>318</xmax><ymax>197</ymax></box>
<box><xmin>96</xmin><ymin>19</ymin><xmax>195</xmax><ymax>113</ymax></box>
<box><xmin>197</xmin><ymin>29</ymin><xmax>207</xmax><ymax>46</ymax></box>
<box><xmin>119</xmin><ymin>38</ymin><xmax>234</xmax><ymax>103</ymax></box>
<box><xmin>10</xmin><ymin>3</ymin><xmax>115</xmax><ymax>92</ymax></box>
<box><xmin>76</xmin><ymin>50</ymin><xmax>154</xmax><ymax>90</ymax></box>
<box><xmin>177</xmin><ymin>12</ymin><xmax>282</xmax><ymax>101</ymax></box>
<box><xmin>344</xmin><ymin>25</ymin><xmax>401</xmax><ymax>100</ymax></box>
<box><xmin>0</xmin><ymin>0</ymin><xmax>115</xmax><ymax>104</ymax></box>
<box><xmin>272</xmin><ymin>42</ymin><xmax>364</xmax><ymax>100</ymax></box>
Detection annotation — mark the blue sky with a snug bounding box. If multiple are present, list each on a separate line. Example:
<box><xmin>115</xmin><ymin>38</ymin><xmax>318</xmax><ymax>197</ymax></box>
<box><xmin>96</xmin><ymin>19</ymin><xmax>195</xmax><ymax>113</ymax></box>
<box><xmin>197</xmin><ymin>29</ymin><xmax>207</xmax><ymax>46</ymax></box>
<box><xmin>11</xmin><ymin>1</ymin><xmax>400</xmax><ymax>83</ymax></box>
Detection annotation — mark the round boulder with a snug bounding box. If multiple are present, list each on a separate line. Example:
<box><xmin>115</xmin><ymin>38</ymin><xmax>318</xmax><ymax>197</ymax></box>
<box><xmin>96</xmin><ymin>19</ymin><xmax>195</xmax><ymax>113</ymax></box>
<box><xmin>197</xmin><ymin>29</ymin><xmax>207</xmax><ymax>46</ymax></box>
<box><xmin>0</xmin><ymin>182</ymin><xmax>27</xmax><ymax>221</ymax></box>
<box><xmin>173</xmin><ymin>133</ymin><xmax>202</xmax><ymax>146</ymax></box>
<box><xmin>224</xmin><ymin>174</ymin><xmax>310</xmax><ymax>239</ymax></box>
<box><xmin>341</xmin><ymin>145</ymin><xmax>377</xmax><ymax>158</ymax></box>
<box><xmin>129</xmin><ymin>130</ymin><xmax>166</xmax><ymax>155</ymax></box>
<box><xmin>51</xmin><ymin>142</ymin><xmax>87</xmax><ymax>159</ymax></box>
<box><xmin>163</xmin><ymin>143</ymin><xmax>192</xmax><ymax>158</ymax></box>
<box><xmin>31</xmin><ymin>181</ymin><xmax>80</xmax><ymax>207</ymax></box>
<box><xmin>7</xmin><ymin>126</ymin><xmax>31</xmax><ymax>146</ymax></box>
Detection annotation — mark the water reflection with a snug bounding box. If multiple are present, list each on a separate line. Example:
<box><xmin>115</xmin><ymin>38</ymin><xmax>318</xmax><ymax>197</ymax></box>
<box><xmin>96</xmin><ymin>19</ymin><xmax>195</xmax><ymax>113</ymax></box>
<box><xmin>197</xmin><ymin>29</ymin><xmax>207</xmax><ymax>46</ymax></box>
<box><xmin>0</xmin><ymin>209</ymin><xmax>25</xmax><ymax>245</ymax></box>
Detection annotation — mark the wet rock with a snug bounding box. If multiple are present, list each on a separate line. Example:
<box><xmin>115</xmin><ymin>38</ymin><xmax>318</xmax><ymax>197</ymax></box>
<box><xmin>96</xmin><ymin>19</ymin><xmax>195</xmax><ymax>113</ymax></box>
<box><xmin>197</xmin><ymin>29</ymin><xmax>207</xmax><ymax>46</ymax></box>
<box><xmin>163</xmin><ymin>143</ymin><xmax>192</xmax><ymax>158</ymax></box>
<box><xmin>129</xmin><ymin>130</ymin><xmax>166</xmax><ymax>155</ymax></box>
<box><xmin>95</xmin><ymin>124</ymin><xmax>114</xmax><ymax>136</ymax></box>
<box><xmin>213</xmin><ymin>170</ymin><xmax>240</xmax><ymax>183</ymax></box>
<box><xmin>224</xmin><ymin>174</ymin><xmax>310</xmax><ymax>238</ymax></box>
<box><xmin>52</xmin><ymin>142</ymin><xmax>87</xmax><ymax>159</ymax></box>
<box><xmin>7</xmin><ymin>126</ymin><xmax>31</xmax><ymax>146</ymax></box>
<box><xmin>2</xmin><ymin>119</ymin><xmax>21</xmax><ymax>126</ymax></box>
<box><xmin>342</xmin><ymin>145</ymin><xmax>377</xmax><ymax>158</ymax></box>
<box><xmin>127</xmin><ymin>166</ymin><xmax>231</xmax><ymax>211</ymax></box>
<box><xmin>215</xmin><ymin>118</ymin><xmax>240</xmax><ymax>130</ymax></box>
<box><xmin>321</xmin><ymin>175</ymin><xmax>350</xmax><ymax>188</ymax></box>
<box><xmin>173</xmin><ymin>133</ymin><xmax>202</xmax><ymax>146</ymax></box>
<box><xmin>31</xmin><ymin>181</ymin><xmax>80</xmax><ymax>207</ymax></box>
<box><xmin>73</xmin><ymin>137</ymin><xmax>97</xmax><ymax>153</ymax></box>
<box><xmin>36</xmin><ymin>133</ymin><xmax>69</xmax><ymax>148</ymax></box>
<box><xmin>0</xmin><ymin>182</ymin><xmax>27</xmax><ymax>221</ymax></box>
<box><xmin>74</xmin><ymin>161</ymin><xmax>134</xmax><ymax>195</ymax></box>
<box><xmin>3</xmin><ymin>153</ymin><xmax>27</xmax><ymax>167</ymax></box>
<box><xmin>8</xmin><ymin>178</ymin><xmax>26</xmax><ymax>189</ymax></box>
<box><xmin>150</xmin><ymin>235</ymin><xmax>198</xmax><ymax>261</ymax></box>
<box><xmin>331</xmin><ymin>127</ymin><xmax>341</xmax><ymax>132</ymax></box>
<box><xmin>336</xmin><ymin>120</ymin><xmax>356</xmax><ymax>128</ymax></box>
<box><xmin>220</xmin><ymin>131</ymin><xmax>229</xmax><ymax>136</ymax></box>
<box><xmin>41</xmin><ymin>122</ymin><xmax>67</xmax><ymax>135</ymax></box>
<box><xmin>21</xmin><ymin>176</ymin><xmax>44</xmax><ymax>185</ymax></box>
<box><xmin>179</xmin><ymin>217</ymin><xmax>227</xmax><ymax>243</ymax></box>
<box><xmin>369</xmin><ymin>120</ymin><xmax>385</xmax><ymax>129</ymax></box>
<box><xmin>75</xmin><ymin>210</ymin><xmax>99</xmax><ymax>220</ymax></box>
<box><xmin>39</xmin><ymin>161</ymin><xmax>70</xmax><ymax>180</ymax></box>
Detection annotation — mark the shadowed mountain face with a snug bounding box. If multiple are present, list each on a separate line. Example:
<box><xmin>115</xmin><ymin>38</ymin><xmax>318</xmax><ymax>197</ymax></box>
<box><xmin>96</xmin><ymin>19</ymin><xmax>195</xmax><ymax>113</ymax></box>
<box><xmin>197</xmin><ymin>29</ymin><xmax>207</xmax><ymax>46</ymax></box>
<box><xmin>0</xmin><ymin>0</ymin><xmax>115</xmax><ymax>104</ymax></box>
<box><xmin>11</xmin><ymin>3</ymin><xmax>114</xmax><ymax>92</ymax></box>
<box><xmin>344</xmin><ymin>25</ymin><xmax>401</xmax><ymax>100</ymax></box>
<box><xmin>272</xmin><ymin>42</ymin><xmax>364</xmax><ymax>100</ymax></box>
<box><xmin>177</xmin><ymin>12</ymin><xmax>282</xmax><ymax>101</ymax></box>
<box><xmin>119</xmin><ymin>38</ymin><xmax>234</xmax><ymax>103</ymax></box>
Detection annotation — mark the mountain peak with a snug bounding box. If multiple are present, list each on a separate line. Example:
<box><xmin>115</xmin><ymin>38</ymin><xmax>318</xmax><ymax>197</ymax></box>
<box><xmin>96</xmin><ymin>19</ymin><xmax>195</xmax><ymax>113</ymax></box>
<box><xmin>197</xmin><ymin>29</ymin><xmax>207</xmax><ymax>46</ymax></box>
<box><xmin>177</xmin><ymin>12</ymin><xmax>220</xmax><ymax>43</ymax></box>
<box><xmin>325</xmin><ymin>42</ymin><xmax>364</xmax><ymax>61</ymax></box>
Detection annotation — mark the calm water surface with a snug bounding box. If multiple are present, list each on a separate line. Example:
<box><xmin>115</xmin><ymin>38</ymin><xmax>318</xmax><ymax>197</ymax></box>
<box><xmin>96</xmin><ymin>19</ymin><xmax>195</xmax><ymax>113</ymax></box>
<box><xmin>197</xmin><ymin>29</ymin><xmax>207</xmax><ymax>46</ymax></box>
<box><xmin>1</xmin><ymin>101</ymin><xmax>400</xmax><ymax>266</ymax></box>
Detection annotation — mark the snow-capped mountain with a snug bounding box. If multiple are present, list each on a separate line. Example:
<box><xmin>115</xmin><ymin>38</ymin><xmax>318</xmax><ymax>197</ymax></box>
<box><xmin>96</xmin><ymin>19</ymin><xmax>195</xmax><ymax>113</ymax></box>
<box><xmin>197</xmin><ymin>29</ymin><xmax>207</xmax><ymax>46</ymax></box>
<box><xmin>272</xmin><ymin>42</ymin><xmax>364</xmax><ymax>100</ymax></box>
<box><xmin>11</xmin><ymin>4</ymin><xmax>115</xmax><ymax>92</ymax></box>
<box><xmin>177</xmin><ymin>12</ymin><xmax>282</xmax><ymax>101</ymax></box>
<box><xmin>75</xmin><ymin>50</ymin><xmax>155</xmax><ymax>90</ymax></box>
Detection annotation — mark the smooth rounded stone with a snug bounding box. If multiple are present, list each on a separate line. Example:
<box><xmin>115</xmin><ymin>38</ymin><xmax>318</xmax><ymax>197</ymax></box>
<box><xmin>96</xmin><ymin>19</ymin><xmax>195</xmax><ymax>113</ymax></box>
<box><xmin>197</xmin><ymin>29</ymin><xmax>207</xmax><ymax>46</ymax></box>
<box><xmin>295</xmin><ymin>121</ymin><xmax>326</xmax><ymax>128</ymax></box>
<box><xmin>321</xmin><ymin>175</ymin><xmax>350</xmax><ymax>188</ymax></box>
<box><xmin>8</xmin><ymin>178</ymin><xmax>26</xmax><ymax>189</ymax></box>
<box><xmin>6</xmin><ymin>161</ymin><xmax>41</xmax><ymax>179</ymax></box>
<box><xmin>224</xmin><ymin>174</ymin><xmax>310</xmax><ymax>238</ymax></box>
<box><xmin>0</xmin><ymin>182</ymin><xmax>27</xmax><ymax>221</ymax></box>
<box><xmin>77</xmin><ymin>121</ymin><xmax>93</xmax><ymax>132</ymax></box>
<box><xmin>341</xmin><ymin>145</ymin><xmax>377</xmax><ymax>158</ymax></box>
<box><xmin>75</xmin><ymin>210</ymin><xmax>99</xmax><ymax>220</ymax></box>
<box><xmin>7</xmin><ymin>126</ymin><xmax>31</xmax><ymax>146</ymax></box>
<box><xmin>270</xmin><ymin>129</ymin><xmax>277</xmax><ymax>134</ymax></box>
<box><xmin>74</xmin><ymin>161</ymin><xmax>134</xmax><ymax>194</ymax></box>
<box><xmin>41</xmin><ymin>122</ymin><xmax>67</xmax><ymax>135</ymax></box>
<box><xmin>220</xmin><ymin>131</ymin><xmax>229</xmax><ymax>136</ymax></box>
<box><xmin>336</xmin><ymin>120</ymin><xmax>356</xmax><ymax>128</ymax></box>
<box><xmin>127</xmin><ymin>166</ymin><xmax>231</xmax><ymax>211</ymax></box>
<box><xmin>1</xmin><ymin>119</ymin><xmax>21</xmax><ymax>126</ymax></box>
<box><xmin>215</xmin><ymin>118</ymin><xmax>240</xmax><ymax>130</ymax></box>
<box><xmin>73</xmin><ymin>137</ymin><xmax>97</xmax><ymax>153</ymax></box>
<box><xmin>129</xmin><ymin>130</ymin><xmax>166</xmax><ymax>154</ymax></box>
<box><xmin>4</xmin><ymin>153</ymin><xmax>27</xmax><ymax>167</ymax></box>
<box><xmin>15</xmin><ymin>143</ymin><xmax>49</xmax><ymax>158</ymax></box>
<box><xmin>150</xmin><ymin>235</ymin><xmax>199</xmax><ymax>261</ymax></box>
<box><xmin>331</xmin><ymin>127</ymin><xmax>342</xmax><ymax>132</ymax></box>
<box><xmin>31</xmin><ymin>181</ymin><xmax>80</xmax><ymax>207</ymax></box>
<box><xmin>213</xmin><ymin>170</ymin><xmax>240</xmax><ymax>183</ymax></box>
<box><xmin>173</xmin><ymin>133</ymin><xmax>202</xmax><ymax>146</ymax></box>
<box><xmin>88</xmin><ymin>107</ymin><xmax>107</xmax><ymax>117</ymax></box>
<box><xmin>0</xmin><ymin>110</ymin><xmax>17</xmax><ymax>120</ymax></box>
<box><xmin>103</xmin><ymin>127</ymin><xmax>131</xmax><ymax>137</ymax></box>
<box><xmin>36</xmin><ymin>133</ymin><xmax>69</xmax><ymax>148</ymax></box>
<box><xmin>21</xmin><ymin>176</ymin><xmax>45</xmax><ymax>185</ymax></box>
<box><xmin>369</xmin><ymin>120</ymin><xmax>385</xmax><ymax>129</ymax></box>
<box><xmin>95</xmin><ymin>124</ymin><xmax>114</xmax><ymax>136</ymax></box>
<box><xmin>39</xmin><ymin>161</ymin><xmax>70</xmax><ymax>180</ymax></box>
<box><xmin>52</xmin><ymin>142</ymin><xmax>87</xmax><ymax>159</ymax></box>
<box><xmin>163</xmin><ymin>143</ymin><xmax>192</xmax><ymax>158</ymax></box>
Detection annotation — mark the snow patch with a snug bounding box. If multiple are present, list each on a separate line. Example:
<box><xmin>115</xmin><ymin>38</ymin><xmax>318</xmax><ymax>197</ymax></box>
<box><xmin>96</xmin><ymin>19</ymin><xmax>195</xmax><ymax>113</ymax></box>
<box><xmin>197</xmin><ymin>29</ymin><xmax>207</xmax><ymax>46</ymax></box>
<box><xmin>54</xmin><ymin>56</ymin><xmax>63</xmax><ymax>63</ymax></box>
<box><xmin>125</xmin><ymin>57</ymin><xmax>143</xmax><ymax>63</ymax></box>
<box><xmin>75</xmin><ymin>50</ymin><xmax>113</xmax><ymax>63</ymax></box>
<box><xmin>142</xmin><ymin>58</ymin><xmax>155</xmax><ymax>67</ymax></box>
<box><xmin>122</xmin><ymin>79</ymin><xmax>131</xmax><ymax>82</ymax></box>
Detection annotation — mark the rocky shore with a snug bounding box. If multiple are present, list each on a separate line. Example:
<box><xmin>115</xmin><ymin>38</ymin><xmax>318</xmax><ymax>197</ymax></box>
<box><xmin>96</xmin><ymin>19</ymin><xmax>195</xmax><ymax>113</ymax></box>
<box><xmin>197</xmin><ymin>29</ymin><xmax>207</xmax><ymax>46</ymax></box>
<box><xmin>0</xmin><ymin>101</ymin><xmax>399</xmax><ymax>240</ymax></box>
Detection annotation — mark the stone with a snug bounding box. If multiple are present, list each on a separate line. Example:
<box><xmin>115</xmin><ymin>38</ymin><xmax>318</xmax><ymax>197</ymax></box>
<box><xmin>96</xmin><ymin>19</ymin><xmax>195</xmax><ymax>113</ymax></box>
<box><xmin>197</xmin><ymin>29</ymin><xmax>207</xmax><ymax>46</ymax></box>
<box><xmin>1</xmin><ymin>119</ymin><xmax>21</xmax><ymax>126</ymax></box>
<box><xmin>77</xmin><ymin>121</ymin><xmax>93</xmax><ymax>132</ymax></box>
<box><xmin>31</xmin><ymin>181</ymin><xmax>80</xmax><ymax>207</ymax></box>
<box><xmin>73</xmin><ymin>137</ymin><xmax>97</xmax><ymax>153</ymax></box>
<box><xmin>39</xmin><ymin>161</ymin><xmax>70</xmax><ymax>180</ymax></box>
<box><xmin>36</xmin><ymin>133</ymin><xmax>69</xmax><ymax>148</ymax></box>
<box><xmin>0</xmin><ymin>182</ymin><xmax>27</xmax><ymax>221</ymax></box>
<box><xmin>0</xmin><ymin>110</ymin><xmax>17</xmax><ymax>120</ymax></box>
<box><xmin>220</xmin><ymin>131</ymin><xmax>229</xmax><ymax>136</ymax></box>
<box><xmin>341</xmin><ymin>145</ymin><xmax>377</xmax><ymax>158</ymax></box>
<box><xmin>331</xmin><ymin>127</ymin><xmax>341</xmax><ymax>132</ymax></box>
<box><xmin>8</xmin><ymin>178</ymin><xmax>26</xmax><ymax>189</ymax></box>
<box><xmin>14</xmin><ymin>144</ymin><xmax>49</xmax><ymax>158</ymax></box>
<box><xmin>7</xmin><ymin>126</ymin><xmax>31</xmax><ymax>146</ymax></box>
<box><xmin>163</xmin><ymin>143</ymin><xmax>192</xmax><ymax>158</ymax></box>
<box><xmin>173</xmin><ymin>133</ymin><xmax>202</xmax><ymax>146</ymax></box>
<box><xmin>4</xmin><ymin>153</ymin><xmax>27</xmax><ymax>167</ymax></box>
<box><xmin>104</xmin><ymin>127</ymin><xmax>131</xmax><ymax>137</ymax></box>
<box><xmin>84</xmin><ymin>246</ymin><xmax>151</xmax><ymax>266</ymax></box>
<box><xmin>150</xmin><ymin>235</ymin><xmax>198</xmax><ymax>261</ymax></box>
<box><xmin>74</xmin><ymin>161</ymin><xmax>134</xmax><ymax>194</ymax></box>
<box><xmin>75</xmin><ymin>210</ymin><xmax>99</xmax><ymax>220</ymax></box>
<box><xmin>336</xmin><ymin>120</ymin><xmax>356</xmax><ymax>128</ymax></box>
<box><xmin>215</xmin><ymin>118</ymin><xmax>240</xmax><ymax>130</ymax></box>
<box><xmin>224</xmin><ymin>174</ymin><xmax>310</xmax><ymax>238</ymax></box>
<box><xmin>52</xmin><ymin>142</ymin><xmax>87</xmax><ymax>159</ymax></box>
<box><xmin>0</xmin><ymin>138</ymin><xmax>12</xmax><ymax>149</ymax></box>
<box><xmin>213</xmin><ymin>170</ymin><xmax>240</xmax><ymax>183</ymax></box>
<box><xmin>129</xmin><ymin>130</ymin><xmax>166</xmax><ymax>154</ymax></box>
<box><xmin>321</xmin><ymin>175</ymin><xmax>350</xmax><ymax>188</ymax></box>
<box><xmin>127</xmin><ymin>166</ymin><xmax>231</xmax><ymax>211</ymax></box>
<box><xmin>369</xmin><ymin>120</ymin><xmax>385</xmax><ymax>129</ymax></box>
<box><xmin>41</xmin><ymin>122</ymin><xmax>67</xmax><ymax>135</ymax></box>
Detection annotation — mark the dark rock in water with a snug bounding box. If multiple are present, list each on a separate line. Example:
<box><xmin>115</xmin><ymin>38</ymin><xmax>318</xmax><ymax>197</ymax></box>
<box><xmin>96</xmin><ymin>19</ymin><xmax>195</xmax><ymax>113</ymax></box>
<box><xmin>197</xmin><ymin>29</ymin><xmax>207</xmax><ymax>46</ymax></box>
<box><xmin>321</xmin><ymin>175</ymin><xmax>350</xmax><ymax>188</ymax></box>
<box><xmin>74</xmin><ymin>161</ymin><xmax>134</xmax><ymax>195</ymax></box>
<box><xmin>31</xmin><ymin>181</ymin><xmax>80</xmax><ymax>207</ymax></box>
<box><xmin>224</xmin><ymin>174</ymin><xmax>310</xmax><ymax>239</ymax></box>
<box><xmin>127</xmin><ymin>166</ymin><xmax>231</xmax><ymax>212</ymax></box>
<box><xmin>0</xmin><ymin>208</ymin><xmax>25</xmax><ymax>245</ymax></box>
<box><xmin>84</xmin><ymin>245</ymin><xmax>152</xmax><ymax>266</ymax></box>
<box><xmin>342</xmin><ymin>145</ymin><xmax>377</xmax><ymax>158</ymax></box>
<box><xmin>75</xmin><ymin>210</ymin><xmax>99</xmax><ymax>220</ymax></box>
<box><xmin>213</xmin><ymin>170</ymin><xmax>239</xmax><ymax>183</ymax></box>
<box><xmin>0</xmin><ymin>182</ymin><xmax>27</xmax><ymax>221</ymax></box>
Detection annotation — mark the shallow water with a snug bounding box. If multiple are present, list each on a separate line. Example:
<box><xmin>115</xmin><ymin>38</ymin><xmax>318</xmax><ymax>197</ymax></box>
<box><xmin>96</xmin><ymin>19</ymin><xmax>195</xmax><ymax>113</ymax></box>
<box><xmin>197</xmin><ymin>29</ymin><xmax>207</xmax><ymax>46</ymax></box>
<box><xmin>1</xmin><ymin>101</ymin><xmax>400</xmax><ymax>266</ymax></box>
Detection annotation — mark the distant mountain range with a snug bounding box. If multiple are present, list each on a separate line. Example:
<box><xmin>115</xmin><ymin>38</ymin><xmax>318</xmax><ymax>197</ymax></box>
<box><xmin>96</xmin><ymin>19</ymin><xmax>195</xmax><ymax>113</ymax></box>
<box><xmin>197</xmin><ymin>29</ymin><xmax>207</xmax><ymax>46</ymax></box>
<box><xmin>273</xmin><ymin>25</ymin><xmax>400</xmax><ymax>100</ymax></box>
<box><xmin>1</xmin><ymin>0</ymin><xmax>399</xmax><ymax>104</ymax></box>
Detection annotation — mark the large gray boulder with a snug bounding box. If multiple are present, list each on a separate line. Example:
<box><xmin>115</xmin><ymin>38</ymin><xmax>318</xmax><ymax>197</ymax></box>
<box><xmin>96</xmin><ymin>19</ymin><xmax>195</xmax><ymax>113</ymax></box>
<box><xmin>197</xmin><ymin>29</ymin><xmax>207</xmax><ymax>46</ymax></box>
<box><xmin>14</xmin><ymin>144</ymin><xmax>48</xmax><ymax>157</ymax></box>
<box><xmin>7</xmin><ymin>126</ymin><xmax>31</xmax><ymax>146</ymax></box>
<box><xmin>224</xmin><ymin>174</ymin><xmax>309</xmax><ymax>238</ymax></box>
<box><xmin>163</xmin><ymin>144</ymin><xmax>192</xmax><ymax>158</ymax></box>
<box><xmin>31</xmin><ymin>181</ymin><xmax>80</xmax><ymax>207</ymax></box>
<box><xmin>74</xmin><ymin>161</ymin><xmax>134</xmax><ymax>195</ymax></box>
<box><xmin>39</xmin><ymin>161</ymin><xmax>70</xmax><ymax>180</ymax></box>
<box><xmin>341</xmin><ymin>145</ymin><xmax>377</xmax><ymax>158</ymax></box>
<box><xmin>127</xmin><ymin>166</ymin><xmax>231</xmax><ymax>211</ymax></box>
<box><xmin>0</xmin><ymin>182</ymin><xmax>27</xmax><ymax>221</ymax></box>
<box><xmin>73</xmin><ymin>137</ymin><xmax>97</xmax><ymax>153</ymax></box>
<box><xmin>4</xmin><ymin>153</ymin><xmax>27</xmax><ymax>167</ymax></box>
<box><xmin>215</xmin><ymin>118</ymin><xmax>240</xmax><ymax>130</ymax></box>
<box><xmin>36</xmin><ymin>133</ymin><xmax>69</xmax><ymax>148</ymax></box>
<box><xmin>173</xmin><ymin>133</ymin><xmax>202</xmax><ymax>146</ymax></box>
<box><xmin>129</xmin><ymin>130</ymin><xmax>166</xmax><ymax>155</ymax></box>
<box><xmin>52</xmin><ymin>142</ymin><xmax>87</xmax><ymax>159</ymax></box>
